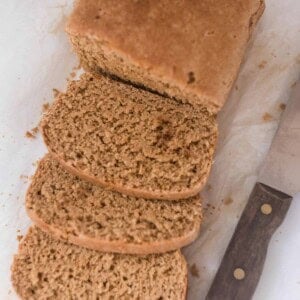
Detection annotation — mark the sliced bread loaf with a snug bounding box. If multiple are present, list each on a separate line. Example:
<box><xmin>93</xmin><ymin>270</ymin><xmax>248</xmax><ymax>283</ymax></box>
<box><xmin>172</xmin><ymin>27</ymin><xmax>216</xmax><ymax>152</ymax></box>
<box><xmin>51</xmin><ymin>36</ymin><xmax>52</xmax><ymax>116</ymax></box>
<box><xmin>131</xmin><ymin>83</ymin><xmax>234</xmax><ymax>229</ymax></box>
<box><xmin>41</xmin><ymin>73</ymin><xmax>217</xmax><ymax>200</ymax></box>
<box><xmin>12</xmin><ymin>227</ymin><xmax>187</xmax><ymax>299</ymax></box>
<box><xmin>26</xmin><ymin>155</ymin><xmax>202</xmax><ymax>254</ymax></box>
<box><xmin>66</xmin><ymin>0</ymin><xmax>265</xmax><ymax>112</ymax></box>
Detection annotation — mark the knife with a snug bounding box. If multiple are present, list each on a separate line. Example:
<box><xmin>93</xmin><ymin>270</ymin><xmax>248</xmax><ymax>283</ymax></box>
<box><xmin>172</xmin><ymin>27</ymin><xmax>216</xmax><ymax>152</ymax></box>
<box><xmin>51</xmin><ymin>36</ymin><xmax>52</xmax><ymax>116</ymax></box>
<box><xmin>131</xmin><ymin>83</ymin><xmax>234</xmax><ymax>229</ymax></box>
<box><xmin>206</xmin><ymin>78</ymin><xmax>300</xmax><ymax>300</ymax></box>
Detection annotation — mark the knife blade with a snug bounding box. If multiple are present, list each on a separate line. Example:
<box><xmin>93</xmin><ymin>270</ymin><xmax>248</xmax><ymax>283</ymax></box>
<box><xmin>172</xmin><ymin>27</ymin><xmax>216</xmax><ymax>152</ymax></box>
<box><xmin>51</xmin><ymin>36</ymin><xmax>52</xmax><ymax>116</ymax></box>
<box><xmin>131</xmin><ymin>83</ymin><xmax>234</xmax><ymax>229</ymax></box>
<box><xmin>206</xmin><ymin>78</ymin><xmax>300</xmax><ymax>300</ymax></box>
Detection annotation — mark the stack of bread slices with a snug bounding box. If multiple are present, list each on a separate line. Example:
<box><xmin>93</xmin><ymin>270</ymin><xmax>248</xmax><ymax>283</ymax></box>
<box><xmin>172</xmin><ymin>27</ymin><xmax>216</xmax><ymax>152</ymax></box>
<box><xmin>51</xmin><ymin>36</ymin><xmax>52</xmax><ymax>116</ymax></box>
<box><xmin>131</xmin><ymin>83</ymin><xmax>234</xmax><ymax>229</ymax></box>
<box><xmin>11</xmin><ymin>0</ymin><xmax>264</xmax><ymax>299</ymax></box>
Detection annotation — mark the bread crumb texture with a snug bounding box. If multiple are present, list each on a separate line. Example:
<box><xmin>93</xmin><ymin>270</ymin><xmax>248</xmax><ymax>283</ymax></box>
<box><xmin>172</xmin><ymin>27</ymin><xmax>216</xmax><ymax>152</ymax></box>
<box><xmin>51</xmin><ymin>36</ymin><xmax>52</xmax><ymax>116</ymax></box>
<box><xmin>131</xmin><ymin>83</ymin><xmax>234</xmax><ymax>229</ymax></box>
<box><xmin>26</xmin><ymin>156</ymin><xmax>202</xmax><ymax>251</ymax></box>
<box><xmin>12</xmin><ymin>227</ymin><xmax>187</xmax><ymax>299</ymax></box>
<box><xmin>42</xmin><ymin>73</ymin><xmax>217</xmax><ymax>199</ymax></box>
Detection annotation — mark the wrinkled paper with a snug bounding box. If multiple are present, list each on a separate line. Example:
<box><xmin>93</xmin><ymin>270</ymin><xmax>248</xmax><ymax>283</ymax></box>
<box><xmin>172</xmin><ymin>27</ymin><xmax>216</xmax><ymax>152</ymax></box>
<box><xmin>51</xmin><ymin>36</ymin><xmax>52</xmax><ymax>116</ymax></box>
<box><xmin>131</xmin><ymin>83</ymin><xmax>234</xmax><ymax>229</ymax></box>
<box><xmin>0</xmin><ymin>1</ymin><xmax>299</xmax><ymax>299</ymax></box>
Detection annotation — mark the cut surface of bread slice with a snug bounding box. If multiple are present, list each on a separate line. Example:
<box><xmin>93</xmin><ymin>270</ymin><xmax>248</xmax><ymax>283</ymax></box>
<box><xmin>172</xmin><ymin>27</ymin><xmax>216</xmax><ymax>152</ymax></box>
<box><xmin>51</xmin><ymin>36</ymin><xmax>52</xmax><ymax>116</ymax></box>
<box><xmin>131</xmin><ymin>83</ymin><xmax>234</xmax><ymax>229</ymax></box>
<box><xmin>26</xmin><ymin>155</ymin><xmax>202</xmax><ymax>254</ymax></box>
<box><xmin>41</xmin><ymin>73</ymin><xmax>217</xmax><ymax>200</ymax></box>
<box><xmin>12</xmin><ymin>227</ymin><xmax>187</xmax><ymax>300</ymax></box>
<box><xmin>66</xmin><ymin>0</ymin><xmax>265</xmax><ymax>112</ymax></box>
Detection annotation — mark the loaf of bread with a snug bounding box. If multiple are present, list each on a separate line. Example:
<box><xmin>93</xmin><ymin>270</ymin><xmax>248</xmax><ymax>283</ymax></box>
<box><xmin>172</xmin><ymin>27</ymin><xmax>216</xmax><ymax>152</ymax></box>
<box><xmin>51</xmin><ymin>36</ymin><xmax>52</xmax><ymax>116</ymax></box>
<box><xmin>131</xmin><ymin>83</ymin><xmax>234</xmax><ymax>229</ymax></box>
<box><xmin>66</xmin><ymin>0</ymin><xmax>264</xmax><ymax>112</ymax></box>
<box><xmin>26</xmin><ymin>155</ymin><xmax>202</xmax><ymax>254</ymax></box>
<box><xmin>12</xmin><ymin>227</ymin><xmax>187</xmax><ymax>299</ymax></box>
<box><xmin>41</xmin><ymin>73</ymin><xmax>217</xmax><ymax>200</ymax></box>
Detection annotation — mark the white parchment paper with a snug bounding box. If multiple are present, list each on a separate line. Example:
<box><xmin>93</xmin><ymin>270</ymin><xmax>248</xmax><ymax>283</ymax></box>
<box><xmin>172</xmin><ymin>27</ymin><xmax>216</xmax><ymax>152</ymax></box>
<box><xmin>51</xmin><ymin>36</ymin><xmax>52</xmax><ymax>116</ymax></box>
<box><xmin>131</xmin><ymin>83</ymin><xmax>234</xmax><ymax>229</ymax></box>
<box><xmin>0</xmin><ymin>1</ymin><xmax>299</xmax><ymax>299</ymax></box>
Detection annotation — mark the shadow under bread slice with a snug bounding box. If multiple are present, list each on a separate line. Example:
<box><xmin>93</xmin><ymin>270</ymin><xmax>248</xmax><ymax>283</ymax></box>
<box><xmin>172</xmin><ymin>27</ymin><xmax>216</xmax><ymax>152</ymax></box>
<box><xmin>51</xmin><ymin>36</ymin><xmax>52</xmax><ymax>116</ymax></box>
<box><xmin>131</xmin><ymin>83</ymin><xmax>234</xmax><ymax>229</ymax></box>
<box><xmin>41</xmin><ymin>73</ymin><xmax>217</xmax><ymax>200</ymax></box>
<box><xmin>26</xmin><ymin>155</ymin><xmax>202</xmax><ymax>254</ymax></box>
<box><xmin>12</xmin><ymin>226</ymin><xmax>187</xmax><ymax>300</ymax></box>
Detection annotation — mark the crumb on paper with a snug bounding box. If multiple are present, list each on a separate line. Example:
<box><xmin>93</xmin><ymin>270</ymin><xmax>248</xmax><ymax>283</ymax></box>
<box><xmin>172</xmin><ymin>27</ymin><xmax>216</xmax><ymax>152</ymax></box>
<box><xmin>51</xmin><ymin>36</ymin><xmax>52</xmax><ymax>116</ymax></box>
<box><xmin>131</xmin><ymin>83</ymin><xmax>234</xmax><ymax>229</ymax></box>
<box><xmin>17</xmin><ymin>235</ymin><xmax>23</xmax><ymax>242</ymax></box>
<box><xmin>262</xmin><ymin>112</ymin><xmax>273</xmax><ymax>122</ymax></box>
<box><xmin>224</xmin><ymin>197</ymin><xmax>233</xmax><ymax>206</ymax></box>
<box><xmin>20</xmin><ymin>174</ymin><xmax>29</xmax><ymax>179</ymax></box>
<box><xmin>42</xmin><ymin>102</ymin><xmax>51</xmax><ymax>113</ymax></box>
<box><xmin>279</xmin><ymin>103</ymin><xmax>286</xmax><ymax>111</ymax></box>
<box><xmin>258</xmin><ymin>60</ymin><xmax>267</xmax><ymax>69</ymax></box>
<box><xmin>206</xmin><ymin>184</ymin><xmax>212</xmax><ymax>191</ymax></box>
<box><xmin>25</xmin><ymin>127</ymin><xmax>39</xmax><ymax>139</ymax></box>
<box><xmin>70</xmin><ymin>71</ymin><xmax>76</xmax><ymax>78</ymax></box>
<box><xmin>31</xmin><ymin>127</ymin><xmax>38</xmax><ymax>134</ymax></box>
<box><xmin>53</xmin><ymin>88</ymin><xmax>61</xmax><ymax>98</ymax></box>
<box><xmin>190</xmin><ymin>264</ymin><xmax>199</xmax><ymax>278</ymax></box>
<box><xmin>17</xmin><ymin>229</ymin><xmax>21</xmax><ymax>233</ymax></box>
<box><xmin>25</xmin><ymin>131</ymin><xmax>35</xmax><ymax>139</ymax></box>
<box><xmin>20</xmin><ymin>174</ymin><xmax>29</xmax><ymax>184</ymax></box>
<box><xmin>291</xmin><ymin>81</ymin><xmax>297</xmax><ymax>88</ymax></box>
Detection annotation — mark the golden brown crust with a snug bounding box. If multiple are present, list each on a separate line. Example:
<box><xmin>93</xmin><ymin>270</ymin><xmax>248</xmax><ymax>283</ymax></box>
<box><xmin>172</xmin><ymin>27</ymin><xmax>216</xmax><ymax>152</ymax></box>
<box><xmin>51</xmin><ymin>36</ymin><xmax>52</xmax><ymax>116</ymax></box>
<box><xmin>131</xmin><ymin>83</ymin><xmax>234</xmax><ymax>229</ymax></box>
<box><xmin>27</xmin><ymin>207</ymin><xmax>200</xmax><ymax>255</ymax></box>
<box><xmin>49</xmin><ymin>150</ymin><xmax>210</xmax><ymax>201</ymax></box>
<box><xmin>67</xmin><ymin>0</ymin><xmax>265</xmax><ymax>110</ymax></box>
<box><xmin>181</xmin><ymin>252</ymin><xmax>188</xmax><ymax>300</ymax></box>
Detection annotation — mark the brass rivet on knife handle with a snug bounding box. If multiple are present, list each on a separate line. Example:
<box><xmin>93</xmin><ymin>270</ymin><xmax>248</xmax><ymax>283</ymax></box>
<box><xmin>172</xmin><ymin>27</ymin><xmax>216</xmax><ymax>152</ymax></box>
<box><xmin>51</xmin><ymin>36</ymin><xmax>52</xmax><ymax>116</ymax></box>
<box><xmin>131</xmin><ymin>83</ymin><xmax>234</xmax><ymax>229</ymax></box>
<box><xmin>261</xmin><ymin>203</ymin><xmax>272</xmax><ymax>215</ymax></box>
<box><xmin>206</xmin><ymin>182</ymin><xmax>292</xmax><ymax>300</ymax></box>
<box><xmin>233</xmin><ymin>268</ymin><xmax>246</xmax><ymax>280</ymax></box>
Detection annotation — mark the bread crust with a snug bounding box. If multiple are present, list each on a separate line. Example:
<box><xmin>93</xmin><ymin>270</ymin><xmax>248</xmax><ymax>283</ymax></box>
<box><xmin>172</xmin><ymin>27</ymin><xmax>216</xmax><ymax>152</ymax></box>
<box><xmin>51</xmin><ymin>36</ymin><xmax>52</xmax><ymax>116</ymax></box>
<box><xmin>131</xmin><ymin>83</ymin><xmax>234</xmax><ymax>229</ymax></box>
<box><xmin>179</xmin><ymin>251</ymin><xmax>188</xmax><ymax>300</ymax></box>
<box><xmin>27</xmin><ymin>207</ymin><xmax>201</xmax><ymax>255</ymax></box>
<box><xmin>66</xmin><ymin>0</ymin><xmax>265</xmax><ymax>111</ymax></box>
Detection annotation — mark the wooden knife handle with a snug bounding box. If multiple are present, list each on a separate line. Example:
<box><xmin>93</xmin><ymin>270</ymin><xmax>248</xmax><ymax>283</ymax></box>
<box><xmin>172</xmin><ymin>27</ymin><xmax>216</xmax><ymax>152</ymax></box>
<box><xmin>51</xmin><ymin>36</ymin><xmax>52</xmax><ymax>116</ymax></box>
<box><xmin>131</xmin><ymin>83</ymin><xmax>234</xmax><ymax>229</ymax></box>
<box><xmin>206</xmin><ymin>182</ymin><xmax>292</xmax><ymax>300</ymax></box>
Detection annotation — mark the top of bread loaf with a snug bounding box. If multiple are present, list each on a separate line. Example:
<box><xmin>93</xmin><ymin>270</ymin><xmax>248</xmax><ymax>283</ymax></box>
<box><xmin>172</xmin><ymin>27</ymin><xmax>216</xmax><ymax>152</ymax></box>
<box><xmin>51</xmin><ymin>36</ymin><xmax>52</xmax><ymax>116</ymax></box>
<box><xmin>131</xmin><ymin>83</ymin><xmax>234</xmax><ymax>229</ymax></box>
<box><xmin>41</xmin><ymin>73</ymin><xmax>217</xmax><ymax>200</ymax></box>
<box><xmin>12</xmin><ymin>226</ymin><xmax>187</xmax><ymax>300</ymax></box>
<box><xmin>67</xmin><ymin>0</ymin><xmax>265</xmax><ymax>111</ymax></box>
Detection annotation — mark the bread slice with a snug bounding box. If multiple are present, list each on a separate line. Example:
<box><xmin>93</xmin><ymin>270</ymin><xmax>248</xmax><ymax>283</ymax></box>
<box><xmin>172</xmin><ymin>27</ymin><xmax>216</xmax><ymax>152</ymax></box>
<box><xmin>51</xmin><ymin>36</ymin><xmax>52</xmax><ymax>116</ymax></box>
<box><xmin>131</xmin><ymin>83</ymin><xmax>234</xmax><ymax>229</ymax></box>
<box><xmin>12</xmin><ymin>227</ymin><xmax>187</xmax><ymax>299</ymax></box>
<box><xmin>41</xmin><ymin>73</ymin><xmax>217</xmax><ymax>200</ymax></box>
<box><xmin>26</xmin><ymin>155</ymin><xmax>202</xmax><ymax>254</ymax></box>
<box><xmin>66</xmin><ymin>0</ymin><xmax>265</xmax><ymax>112</ymax></box>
